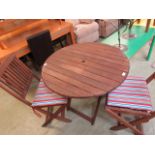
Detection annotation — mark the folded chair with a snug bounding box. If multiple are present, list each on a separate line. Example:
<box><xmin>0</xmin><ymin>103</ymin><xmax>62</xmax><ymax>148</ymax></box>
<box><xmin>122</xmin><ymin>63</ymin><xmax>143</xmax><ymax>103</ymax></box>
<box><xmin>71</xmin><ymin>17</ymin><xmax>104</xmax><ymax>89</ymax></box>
<box><xmin>105</xmin><ymin>73</ymin><xmax>155</xmax><ymax>135</ymax></box>
<box><xmin>0</xmin><ymin>55</ymin><xmax>70</xmax><ymax>127</ymax></box>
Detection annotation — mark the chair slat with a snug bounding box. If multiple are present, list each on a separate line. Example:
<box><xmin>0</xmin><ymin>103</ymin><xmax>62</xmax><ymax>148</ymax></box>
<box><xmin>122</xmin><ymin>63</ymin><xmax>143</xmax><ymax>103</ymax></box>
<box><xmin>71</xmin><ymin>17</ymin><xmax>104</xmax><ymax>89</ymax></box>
<box><xmin>0</xmin><ymin>55</ymin><xmax>33</xmax><ymax>98</ymax></box>
<box><xmin>10</xmin><ymin>62</ymin><xmax>31</xmax><ymax>84</ymax></box>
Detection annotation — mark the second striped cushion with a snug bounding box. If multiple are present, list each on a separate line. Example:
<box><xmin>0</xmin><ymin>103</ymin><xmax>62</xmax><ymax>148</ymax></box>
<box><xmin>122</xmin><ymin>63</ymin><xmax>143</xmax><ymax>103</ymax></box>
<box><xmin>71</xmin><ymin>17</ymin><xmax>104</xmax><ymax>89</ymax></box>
<box><xmin>107</xmin><ymin>76</ymin><xmax>153</xmax><ymax>111</ymax></box>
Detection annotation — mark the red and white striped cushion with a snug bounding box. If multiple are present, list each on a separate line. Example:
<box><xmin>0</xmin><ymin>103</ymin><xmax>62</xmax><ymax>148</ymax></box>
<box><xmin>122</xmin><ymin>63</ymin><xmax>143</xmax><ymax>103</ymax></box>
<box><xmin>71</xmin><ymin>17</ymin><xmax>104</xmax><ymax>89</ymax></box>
<box><xmin>107</xmin><ymin>76</ymin><xmax>153</xmax><ymax>111</ymax></box>
<box><xmin>32</xmin><ymin>79</ymin><xmax>67</xmax><ymax>107</ymax></box>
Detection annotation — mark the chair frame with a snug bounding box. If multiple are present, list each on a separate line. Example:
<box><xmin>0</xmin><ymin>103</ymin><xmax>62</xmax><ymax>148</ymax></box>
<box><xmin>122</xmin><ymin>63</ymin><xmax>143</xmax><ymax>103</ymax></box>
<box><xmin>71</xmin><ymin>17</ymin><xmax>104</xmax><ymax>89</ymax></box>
<box><xmin>0</xmin><ymin>55</ymin><xmax>71</xmax><ymax>126</ymax></box>
<box><xmin>105</xmin><ymin>72</ymin><xmax>155</xmax><ymax>135</ymax></box>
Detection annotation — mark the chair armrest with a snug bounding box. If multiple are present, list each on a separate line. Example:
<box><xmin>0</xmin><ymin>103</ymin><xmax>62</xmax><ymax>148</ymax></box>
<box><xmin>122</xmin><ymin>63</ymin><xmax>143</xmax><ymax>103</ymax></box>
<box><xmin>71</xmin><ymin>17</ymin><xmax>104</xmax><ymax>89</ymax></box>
<box><xmin>146</xmin><ymin>72</ymin><xmax>155</xmax><ymax>84</ymax></box>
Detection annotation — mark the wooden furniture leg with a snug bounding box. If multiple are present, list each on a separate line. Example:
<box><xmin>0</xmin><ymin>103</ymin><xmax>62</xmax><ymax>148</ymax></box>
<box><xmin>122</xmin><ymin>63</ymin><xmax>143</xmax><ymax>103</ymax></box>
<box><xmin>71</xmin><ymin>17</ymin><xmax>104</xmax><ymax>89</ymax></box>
<box><xmin>91</xmin><ymin>96</ymin><xmax>102</xmax><ymax>125</ymax></box>
<box><xmin>106</xmin><ymin>108</ymin><xmax>143</xmax><ymax>135</ymax></box>
<box><xmin>135</xmin><ymin>116</ymin><xmax>143</xmax><ymax>132</ymax></box>
<box><xmin>68</xmin><ymin>96</ymin><xmax>102</xmax><ymax>125</ymax></box>
<box><xmin>137</xmin><ymin>19</ymin><xmax>141</xmax><ymax>24</ymax></box>
<box><xmin>145</xmin><ymin>19</ymin><xmax>151</xmax><ymax>32</ymax></box>
<box><xmin>42</xmin><ymin>106</ymin><xmax>71</xmax><ymax>127</ymax></box>
<box><xmin>153</xmin><ymin>19</ymin><xmax>155</xmax><ymax>26</ymax></box>
<box><xmin>117</xmin><ymin>113</ymin><xmax>121</xmax><ymax>126</ymax></box>
<box><xmin>67</xmin><ymin>98</ymin><xmax>71</xmax><ymax>110</ymax></box>
<box><xmin>110</xmin><ymin>114</ymin><xmax>152</xmax><ymax>131</ymax></box>
<box><xmin>42</xmin><ymin>107</ymin><xmax>53</xmax><ymax>127</ymax></box>
<box><xmin>70</xmin><ymin>27</ymin><xmax>76</xmax><ymax>44</ymax></box>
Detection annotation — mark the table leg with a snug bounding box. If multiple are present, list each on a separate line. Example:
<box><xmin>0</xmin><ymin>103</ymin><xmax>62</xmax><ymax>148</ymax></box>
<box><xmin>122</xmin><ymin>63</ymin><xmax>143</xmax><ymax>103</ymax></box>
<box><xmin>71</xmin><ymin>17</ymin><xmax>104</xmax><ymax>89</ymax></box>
<box><xmin>68</xmin><ymin>96</ymin><xmax>102</xmax><ymax>125</ymax></box>
<box><xmin>137</xmin><ymin>19</ymin><xmax>141</xmax><ymax>24</ymax></box>
<box><xmin>91</xmin><ymin>96</ymin><xmax>102</xmax><ymax>125</ymax></box>
<box><xmin>147</xmin><ymin>35</ymin><xmax>155</xmax><ymax>60</ymax></box>
<box><xmin>145</xmin><ymin>19</ymin><xmax>151</xmax><ymax>32</ymax></box>
<box><xmin>67</xmin><ymin>98</ymin><xmax>71</xmax><ymax>110</ymax></box>
<box><xmin>153</xmin><ymin>19</ymin><xmax>155</xmax><ymax>26</ymax></box>
<box><xmin>70</xmin><ymin>26</ymin><xmax>76</xmax><ymax>44</ymax></box>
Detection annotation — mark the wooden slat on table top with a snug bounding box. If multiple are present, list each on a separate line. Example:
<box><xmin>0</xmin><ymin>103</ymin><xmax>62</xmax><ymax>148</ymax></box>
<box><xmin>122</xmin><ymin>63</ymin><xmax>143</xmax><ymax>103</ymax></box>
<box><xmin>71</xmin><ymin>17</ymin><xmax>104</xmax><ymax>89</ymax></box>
<box><xmin>55</xmin><ymin>49</ymin><xmax>128</xmax><ymax>71</ymax></box>
<box><xmin>66</xmin><ymin>43</ymin><xmax>126</xmax><ymax>58</ymax></box>
<box><xmin>45</xmin><ymin>63</ymin><xmax>118</xmax><ymax>88</ymax></box>
<box><xmin>43</xmin><ymin>73</ymin><xmax>91</xmax><ymax>97</ymax></box>
<box><xmin>69</xmin><ymin>49</ymin><xmax>128</xmax><ymax>66</ymax></box>
<box><xmin>42</xmin><ymin>43</ymin><xmax>129</xmax><ymax>98</ymax></box>
<box><xmin>52</xmin><ymin>53</ymin><xmax>128</xmax><ymax>75</ymax></box>
<box><xmin>74</xmin><ymin>46</ymin><xmax>127</xmax><ymax>62</ymax></box>
<box><xmin>54</xmin><ymin>44</ymin><xmax>128</xmax><ymax>66</ymax></box>
<box><xmin>46</xmin><ymin>58</ymin><xmax>125</xmax><ymax>83</ymax></box>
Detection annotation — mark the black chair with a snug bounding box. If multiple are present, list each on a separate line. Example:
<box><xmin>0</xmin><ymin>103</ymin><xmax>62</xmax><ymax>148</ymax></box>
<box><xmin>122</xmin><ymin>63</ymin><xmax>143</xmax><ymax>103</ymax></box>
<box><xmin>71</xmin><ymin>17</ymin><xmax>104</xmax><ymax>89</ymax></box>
<box><xmin>27</xmin><ymin>30</ymin><xmax>54</xmax><ymax>69</ymax></box>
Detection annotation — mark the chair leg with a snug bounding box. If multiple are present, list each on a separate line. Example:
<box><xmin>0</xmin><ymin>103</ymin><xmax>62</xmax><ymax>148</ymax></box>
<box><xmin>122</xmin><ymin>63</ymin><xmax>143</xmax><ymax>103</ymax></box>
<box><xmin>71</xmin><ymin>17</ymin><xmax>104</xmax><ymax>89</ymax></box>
<box><xmin>110</xmin><ymin>114</ymin><xmax>151</xmax><ymax>131</ymax></box>
<box><xmin>42</xmin><ymin>107</ymin><xmax>53</xmax><ymax>127</ymax></box>
<box><xmin>58</xmin><ymin>106</ymin><xmax>71</xmax><ymax>122</ymax></box>
<box><xmin>135</xmin><ymin>116</ymin><xmax>143</xmax><ymax>132</ymax></box>
<box><xmin>42</xmin><ymin>106</ymin><xmax>71</xmax><ymax>127</ymax></box>
<box><xmin>117</xmin><ymin>113</ymin><xmax>121</xmax><ymax>126</ymax></box>
<box><xmin>106</xmin><ymin>108</ymin><xmax>143</xmax><ymax>135</ymax></box>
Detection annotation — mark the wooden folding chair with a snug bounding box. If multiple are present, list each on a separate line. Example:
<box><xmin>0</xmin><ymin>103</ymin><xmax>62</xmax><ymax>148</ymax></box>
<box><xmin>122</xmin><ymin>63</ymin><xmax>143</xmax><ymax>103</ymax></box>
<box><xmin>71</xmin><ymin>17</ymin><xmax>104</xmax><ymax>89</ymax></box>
<box><xmin>0</xmin><ymin>55</ymin><xmax>70</xmax><ymax>127</ymax></box>
<box><xmin>105</xmin><ymin>73</ymin><xmax>155</xmax><ymax>135</ymax></box>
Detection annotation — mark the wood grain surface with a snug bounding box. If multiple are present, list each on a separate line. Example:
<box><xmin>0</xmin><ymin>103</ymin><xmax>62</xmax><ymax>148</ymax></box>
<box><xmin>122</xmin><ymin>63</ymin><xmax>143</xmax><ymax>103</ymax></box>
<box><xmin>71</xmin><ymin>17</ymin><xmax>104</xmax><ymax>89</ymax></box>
<box><xmin>0</xmin><ymin>19</ymin><xmax>75</xmax><ymax>61</ymax></box>
<box><xmin>42</xmin><ymin>43</ymin><xmax>129</xmax><ymax>98</ymax></box>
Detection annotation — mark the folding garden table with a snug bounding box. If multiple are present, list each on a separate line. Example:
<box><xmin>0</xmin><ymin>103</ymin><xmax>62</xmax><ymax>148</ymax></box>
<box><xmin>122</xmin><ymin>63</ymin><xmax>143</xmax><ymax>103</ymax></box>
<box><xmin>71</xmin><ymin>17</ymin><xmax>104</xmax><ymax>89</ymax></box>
<box><xmin>41</xmin><ymin>43</ymin><xmax>129</xmax><ymax>124</ymax></box>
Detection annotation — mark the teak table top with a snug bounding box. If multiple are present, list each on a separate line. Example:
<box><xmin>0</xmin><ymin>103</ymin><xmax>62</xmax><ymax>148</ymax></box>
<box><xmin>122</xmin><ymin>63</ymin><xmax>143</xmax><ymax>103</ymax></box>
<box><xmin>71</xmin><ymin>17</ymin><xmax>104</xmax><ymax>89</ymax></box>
<box><xmin>42</xmin><ymin>43</ymin><xmax>129</xmax><ymax>98</ymax></box>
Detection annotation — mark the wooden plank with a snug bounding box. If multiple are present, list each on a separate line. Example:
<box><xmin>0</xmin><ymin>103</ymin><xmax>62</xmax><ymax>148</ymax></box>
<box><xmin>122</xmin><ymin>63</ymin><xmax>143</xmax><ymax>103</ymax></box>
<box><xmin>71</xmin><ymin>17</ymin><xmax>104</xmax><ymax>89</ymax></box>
<box><xmin>43</xmin><ymin>68</ymin><xmax>104</xmax><ymax>96</ymax></box>
<box><xmin>42</xmin><ymin>43</ymin><xmax>129</xmax><ymax>98</ymax></box>
<box><xmin>69</xmin><ymin>48</ymin><xmax>128</xmax><ymax>66</ymax></box>
<box><xmin>68</xmin><ymin>43</ymin><xmax>125</xmax><ymax>58</ymax></box>
<box><xmin>56</xmin><ymin>49</ymin><xmax>129</xmax><ymax>71</ymax></box>
<box><xmin>45</xmin><ymin>63</ymin><xmax>115</xmax><ymax>90</ymax></box>
<box><xmin>52</xmin><ymin>51</ymin><xmax>129</xmax><ymax>74</ymax></box>
<box><xmin>47</xmin><ymin>58</ymin><xmax>126</xmax><ymax>83</ymax></box>
<box><xmin>74</xmin><ymin>44</ymin><xmax>127</xmax><ymax>60</ymax></box>
<box><xmin>43</xmin><ymin>73</ymin><xmax>91</xmax><ymax>97</ymax></box>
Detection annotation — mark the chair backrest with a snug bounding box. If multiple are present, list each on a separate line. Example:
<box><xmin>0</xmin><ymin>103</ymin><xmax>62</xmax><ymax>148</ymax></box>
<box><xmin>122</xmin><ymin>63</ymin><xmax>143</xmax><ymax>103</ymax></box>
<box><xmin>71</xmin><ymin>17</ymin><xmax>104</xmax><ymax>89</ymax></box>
<box><xmin>0</xmin><ymin>55</ymin><xmax>33</xmax><ymax>101</ymax></box>
<box><xmin>27</xmin><ymin>30</ymin><xmax>54</xmax><ymax>67</ymax></box>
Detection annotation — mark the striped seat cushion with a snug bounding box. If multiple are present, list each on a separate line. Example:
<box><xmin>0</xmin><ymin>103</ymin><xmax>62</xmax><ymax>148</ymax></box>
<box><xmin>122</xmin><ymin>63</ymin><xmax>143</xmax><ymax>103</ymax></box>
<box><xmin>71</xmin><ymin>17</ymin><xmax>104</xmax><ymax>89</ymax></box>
<box><xmin>32</xmin><ymin>79</ymin><xmax>67</xmax><ymax>107</ymax></box>
<box><xmin>107</xmin><ymin>76</ymin><xmax>153</xmax><ymax>111</ymax></box>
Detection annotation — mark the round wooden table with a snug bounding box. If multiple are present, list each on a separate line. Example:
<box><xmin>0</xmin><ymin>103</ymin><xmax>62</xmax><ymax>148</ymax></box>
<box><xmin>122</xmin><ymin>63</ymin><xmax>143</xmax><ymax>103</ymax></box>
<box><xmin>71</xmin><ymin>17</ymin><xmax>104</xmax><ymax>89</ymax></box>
<box><xmin>42</xmin><ymin>43</ymin><xmax>129</xmax><ymax>124</ymax></box>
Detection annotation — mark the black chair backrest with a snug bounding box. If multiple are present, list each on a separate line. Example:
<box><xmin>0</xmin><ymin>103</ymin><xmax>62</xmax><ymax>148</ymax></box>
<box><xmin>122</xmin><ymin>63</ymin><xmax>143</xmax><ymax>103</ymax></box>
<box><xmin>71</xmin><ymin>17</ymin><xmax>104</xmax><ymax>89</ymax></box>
<box><xmin>27</xmin><ymin>30</ymin><xmax>54</xmax><ymax>67</ymax></box>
